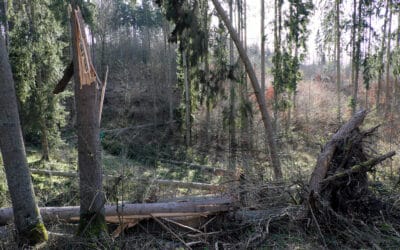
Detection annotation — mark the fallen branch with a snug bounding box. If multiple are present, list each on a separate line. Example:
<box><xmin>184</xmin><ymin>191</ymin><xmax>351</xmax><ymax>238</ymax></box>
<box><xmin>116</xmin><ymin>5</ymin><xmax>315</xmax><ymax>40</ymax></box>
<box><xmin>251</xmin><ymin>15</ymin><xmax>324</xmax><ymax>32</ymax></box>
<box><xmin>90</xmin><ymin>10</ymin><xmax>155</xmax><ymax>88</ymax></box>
<box><xmin>29</xmin><ymin>168</ymin><xmax>221</xmax><ymax>191</ymax></box>
<box><xmin>159</xmin><ymin>159</ymin><xmax>234</xmax><ymax>177</ymax></box>
<box><xmin>0</xmin><ymin>197</ymin><xmax>235</xmax><ymax>225</ymax></box>
<box><xmin>320</xmin><ymin>151</ymin><xmax>396</xmax><ymax>185</ymax></box>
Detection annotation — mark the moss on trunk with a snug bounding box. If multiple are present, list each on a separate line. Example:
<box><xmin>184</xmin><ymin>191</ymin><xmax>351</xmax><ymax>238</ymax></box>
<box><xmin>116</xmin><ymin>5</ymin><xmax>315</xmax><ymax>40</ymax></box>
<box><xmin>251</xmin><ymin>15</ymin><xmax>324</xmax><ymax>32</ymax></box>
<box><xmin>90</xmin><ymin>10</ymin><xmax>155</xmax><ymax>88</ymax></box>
<box><xmin>77</xmin><ymin>212</ymin><xmax>107</xmax><ymax>238</ymax></box>
<box><xmin>19</xmin><ymin>220</ymin><xmax>48</xmax><ymax>246</ymax></box>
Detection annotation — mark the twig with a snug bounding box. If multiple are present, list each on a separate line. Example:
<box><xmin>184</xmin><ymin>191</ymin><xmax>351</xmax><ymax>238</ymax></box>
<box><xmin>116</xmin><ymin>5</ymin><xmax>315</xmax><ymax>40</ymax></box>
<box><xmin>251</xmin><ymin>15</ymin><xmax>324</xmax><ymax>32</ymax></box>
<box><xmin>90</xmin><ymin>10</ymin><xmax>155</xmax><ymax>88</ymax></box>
<box><xmin>151</xmin><ymin>215</ymin><xmax>192</xmax><ymax>250</ymax></box>
<box><xmin>161</xmin><ymin>217</ymin><xmax>203</xmax><ymax>234</ymax></box>
<box><xmin>308</xmin><ymin>202</ymin><xmax>328</xmax><ymax>248</ymax></box>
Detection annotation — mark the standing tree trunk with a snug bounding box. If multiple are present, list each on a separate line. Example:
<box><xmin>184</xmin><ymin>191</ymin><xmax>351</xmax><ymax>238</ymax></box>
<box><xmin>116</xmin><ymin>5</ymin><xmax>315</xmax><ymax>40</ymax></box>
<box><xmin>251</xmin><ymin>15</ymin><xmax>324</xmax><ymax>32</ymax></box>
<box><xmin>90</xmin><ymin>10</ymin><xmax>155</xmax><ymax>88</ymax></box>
<box><xmin>352</xmin><ymin>0</ymin><xmax>363</xmax><ymax>115</ymax></box>
<box><xmin>212</xmin><ymin>0</ymin><xmax>282</xmax><ymax>179</ymax></box>
<box><xmin>261</xmin><ymin>0</ymin><xmax>266</xmax><ymax>95</ymax></box>
<box><xmin>393</xmin><ymin>12</ymin><xmax>400</xmax><ymax>109</ymax></box>
<box><xmin>376</xmin><ymin>0</ymin><xmax>390</xmax><ymax>113</ymax></box>
<box><xmin>0</xmin><ymin>34</ymin><xmax>48</xmax><ymax>246</ymax></box>
<box><xmin>384</xmin><ymin>0</ymin><xmax>392</xmax><ymax>116</ymax></box>
<box><xmin>40</xmin><ymin>120</ymin><xmax>50</xmax><ymax>161</ymax></box>
<box><xmin>228</xmin><ymin>0</ymin><xmax>236</xmax><ymax>170</ymax></box>
<box><xmin>335</xmin><ymin>0</ymin><xmax>342</xmax><ymax>123</ymax></box>
<box><xmin>70</xmin><ymin>3</ymin><xmax>106</xmax><ymax>237</ymax></box>
<box><xmin>183</xmin><ymin>50</ymin><xmax>192</xmax><ymax>147</ymax></box>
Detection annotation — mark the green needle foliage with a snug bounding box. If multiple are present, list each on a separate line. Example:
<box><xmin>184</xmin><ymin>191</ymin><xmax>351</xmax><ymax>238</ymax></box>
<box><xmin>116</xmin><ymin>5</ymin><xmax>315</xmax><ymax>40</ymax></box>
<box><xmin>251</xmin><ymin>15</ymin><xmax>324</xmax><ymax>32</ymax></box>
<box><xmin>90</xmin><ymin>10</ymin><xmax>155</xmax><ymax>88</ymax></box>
<box><xmin>8</xmin><ymin>0</ymin><xmax>68</xmax><ymax>160</ymax></box>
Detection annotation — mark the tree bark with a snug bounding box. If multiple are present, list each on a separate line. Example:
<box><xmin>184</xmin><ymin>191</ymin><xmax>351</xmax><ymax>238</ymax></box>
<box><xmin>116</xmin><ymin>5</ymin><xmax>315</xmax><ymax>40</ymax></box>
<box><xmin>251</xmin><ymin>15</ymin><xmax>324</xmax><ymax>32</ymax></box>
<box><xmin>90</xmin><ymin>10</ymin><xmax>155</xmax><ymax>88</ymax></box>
<box><xmin>183</xmin><ymin>50</ymin><xmax>191</xmax><ymax>147</ymax></box>
<box><xmin>70</xmin><ymin>3</ymin><xmax>106</xmax><ymax>237</ymax></box>
<box><xmin>394</xmin><ymin>12</ymin><xmax>400</xmax><ymax>109</ymax></box>
<box><xmin>228</xmin><ymin>0</ymin><xmax>236</xmax><ymax>170</ymax></box>
<box><xmin>352</xmin><ymin>0</ymin><xmax>363</xmax><ymax>115</ymax></box>
<box><xmin>0</xmin><ymin>34</ymin><xmax>48</xmax><ymax>245</ymax></box>
<box><xmin>335</xmin><ymin>0</ymin><xmax>342</xmax><ymax>123</ymax></box>
<box><xmin>384</xmin><ymin>0</ymin><xmax>392</xmax><ymax>116</ymax></box>
<box><xmin>212</xmin><ymin>0</ymin><xmax>282</xmax><ymax>180</ymax></box>
<box><xmin>376</xmin><ymin>0</ymin><xmax>390</xmax><ymax>113</ymax></box>
<box><xmin>0</xmin><ymin>197</ymin><xmax>234</xmax><ymax>226</ymax></box>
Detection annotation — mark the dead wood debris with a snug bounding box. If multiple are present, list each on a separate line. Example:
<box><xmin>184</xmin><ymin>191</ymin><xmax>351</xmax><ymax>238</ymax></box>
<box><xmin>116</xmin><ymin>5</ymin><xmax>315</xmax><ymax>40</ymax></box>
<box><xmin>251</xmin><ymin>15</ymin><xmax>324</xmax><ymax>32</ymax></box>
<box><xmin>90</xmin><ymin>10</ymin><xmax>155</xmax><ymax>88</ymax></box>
<box><xmin>307</xmin><ymin>109</ymin><xmax>400</xmax><ymax>248</ymax></box>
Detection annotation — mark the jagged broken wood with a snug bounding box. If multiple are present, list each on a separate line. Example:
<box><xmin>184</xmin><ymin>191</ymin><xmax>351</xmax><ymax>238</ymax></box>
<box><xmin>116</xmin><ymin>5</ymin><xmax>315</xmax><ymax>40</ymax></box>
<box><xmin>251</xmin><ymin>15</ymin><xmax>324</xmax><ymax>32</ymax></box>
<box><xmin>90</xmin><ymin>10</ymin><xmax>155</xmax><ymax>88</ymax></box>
<box><xmin>29</xmin><ymin>168</ymin><xmax>221</xmax><ymax>191</ymax></box>
<box><xmin>0</xmin><ymin>197</ymin><xmax>235</xmax><ymax>226</ymax></box>
<box><xmin>309</xmin><ymin>109</ymin><xmax>367</xmax><ymax>194</ymax></box>
<box><xmin>320</xmin><ymin>151</ymin><xmax>395</xmax><ymax>185</ymax></box>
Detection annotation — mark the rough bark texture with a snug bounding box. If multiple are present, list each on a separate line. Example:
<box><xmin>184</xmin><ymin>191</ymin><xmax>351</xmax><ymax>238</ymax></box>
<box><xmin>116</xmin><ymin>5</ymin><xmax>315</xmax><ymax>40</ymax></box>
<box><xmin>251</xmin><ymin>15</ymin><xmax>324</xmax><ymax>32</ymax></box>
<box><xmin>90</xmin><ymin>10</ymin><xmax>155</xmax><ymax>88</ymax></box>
<box><xmin>384</xmin><ymin>0</ymin><xmax>392</xmax><ymax>116</ymax></box>
<box><xmin>0</xmin><ymin>35</ymin><xmax>48</xmax><ymax>245</ymax></box>
<box><xmin>70</xmin><ymin>3</ymin><xmax>106</xmax><ymax>237</ymax></box>
<box><xmin>309</xmin><ymin>109</ymin><xmax>367</xmax><ymax>194</ymax></box>
<box><xmin>0</xmin><ymin>197</ymin><xmax>234</xmax><ymax>225</ymax></box>
<box><xmin>376</xmin><ymin>0</ymin><xmax>390</xmax><ymax>113</ymax></box>
<box><xmin>212</xmin><ymin>0</ymin><xmax>282</xmax><ymax>180</ymax></box>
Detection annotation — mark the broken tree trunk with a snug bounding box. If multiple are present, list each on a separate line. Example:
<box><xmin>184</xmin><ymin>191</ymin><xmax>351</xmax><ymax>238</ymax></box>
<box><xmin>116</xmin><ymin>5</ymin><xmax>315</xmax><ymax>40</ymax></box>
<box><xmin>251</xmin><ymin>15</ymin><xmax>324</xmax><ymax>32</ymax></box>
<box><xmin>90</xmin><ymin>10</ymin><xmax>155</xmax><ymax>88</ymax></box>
<box><xmin>0</xmin><ymin>197</ymin><xmax>235</xmax><ymax>226</ymax></box>
<box><xmin>29</xmin><ymin>168</ymin><xmax>221</xmax><ymax>191</ymax></box>
<box><xmin>309</xmin><ymin>109</ymin><xmax>367</xmax><ymax>194</ymax></box>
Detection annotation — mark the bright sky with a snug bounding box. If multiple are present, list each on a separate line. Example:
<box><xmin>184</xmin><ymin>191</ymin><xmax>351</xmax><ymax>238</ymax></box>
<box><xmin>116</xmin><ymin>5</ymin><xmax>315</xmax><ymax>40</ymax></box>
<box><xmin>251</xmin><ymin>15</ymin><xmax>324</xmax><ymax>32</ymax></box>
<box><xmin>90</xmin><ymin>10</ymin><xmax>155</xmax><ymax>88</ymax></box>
<box><xmin>243</xmin><ymin>0</ymin><xmax>399</xmax><ymax>65</ymax></box>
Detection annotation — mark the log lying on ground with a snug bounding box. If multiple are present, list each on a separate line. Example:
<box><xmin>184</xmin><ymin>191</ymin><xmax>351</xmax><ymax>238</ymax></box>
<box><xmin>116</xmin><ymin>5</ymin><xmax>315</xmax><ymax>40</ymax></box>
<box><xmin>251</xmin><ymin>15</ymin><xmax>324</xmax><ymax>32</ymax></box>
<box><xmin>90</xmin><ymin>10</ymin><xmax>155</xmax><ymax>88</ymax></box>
<box><xmin>309</xmin><ymin>109</ymin><xmax>367</xmax><ymax>194</ymax></box>
<box><xmin>29</xmin><ymin>169</ymin><xmax>221</xmax><ymax>191</ymax></box>
<box><xmin>0</xmin><ymin>197</ymin><xmax>235</xmax><ymax>225</ymax></box>
<box><xmin>320</xmin><ymin>151</ymin><xmax>396</xmax><ymax>185</ymax></box>
<box><xmin>159</xmin><ymin>159</ymin><xmax>235</xmax><ymax>177</ymax></box>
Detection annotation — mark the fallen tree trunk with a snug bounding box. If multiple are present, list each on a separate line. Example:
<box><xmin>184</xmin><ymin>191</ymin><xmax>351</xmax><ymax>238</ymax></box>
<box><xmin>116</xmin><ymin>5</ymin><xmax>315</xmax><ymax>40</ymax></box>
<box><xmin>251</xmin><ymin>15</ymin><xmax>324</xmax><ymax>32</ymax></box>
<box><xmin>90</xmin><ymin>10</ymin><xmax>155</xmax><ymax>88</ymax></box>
<box><xmin>309</xmin><ymin>109</ymin><xmax>367</xmax><ymax>194</ymax></box>
<box><xmin>159</xmin><ymin>159</ymin><xmax>234</xmax><ymax>177</ymax></box>
<box><xmin>29</xmin><ymin>169</ymin><xmax>221</xmax><ymax>191</ymax></box>
<box><xmin>0</xmin><ymin>197</ymin><xmax>235</xmax><ymax>225</ymax></box>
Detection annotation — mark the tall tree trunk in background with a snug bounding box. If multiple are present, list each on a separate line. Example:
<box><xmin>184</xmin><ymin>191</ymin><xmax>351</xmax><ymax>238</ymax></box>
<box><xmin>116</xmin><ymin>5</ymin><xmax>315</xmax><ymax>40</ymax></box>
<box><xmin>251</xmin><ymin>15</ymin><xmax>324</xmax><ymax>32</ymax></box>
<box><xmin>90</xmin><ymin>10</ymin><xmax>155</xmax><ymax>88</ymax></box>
<box><xmin>335</xmin><ymin>0</ymin><xmax>342</xmax><ymax>123</ymax></box>
<box><xmin>261</xmin><ymin>0</ymin><xmax>266</xmax><ymax>95</ymax></box>
<box><xmin>183</xmin><ymin>50</ymin><xmax>191</xmax><ymax>147</ymax></box>
<box><xmin>352</xmin><ymin>0</ymin><xmax>363</xmax><ymax>115</ymax></box>
<box><xmin>350</xmin><ymin>0</ymin><xmax>357</xmax><ymax>114</ymax></box>
<box><xmin>212</xmin><ymin>0</ymin><xmax>282</xmax><ymax>180</ymax></box>
<box><xmin>203</xmin><ymin>0</ymin><xmax>211</xmax><ymax>147</ymax></box>
<box><xmin>0</xmin><ymin>34</ymin><xmax>48</xmax><ymax>246</ymax></box>
<box><xmin>228</xmin><ymin>0</ymin><xmax>236</xmax><ymax>170</ymax></box>
<box><xmin>394</xmin><ymin>12</ymin><xmax>400</xmax><ymax>109</ymax></box>
<box><xmin>40</xmin><ymin>120</ymin><xmax>50</xmax><ymax>161</ymax></box>
<box><xmin>376</xmin><ymin>0</ymin><xmax>390</xmax><ymax>113</ymax></box>
<box><xmin>273</xmin><ymin>0</ymin><xmax>282</xmax><ymax>130</ymax></box>
<box><xmin>70</xmin><ymin>3</ymin><xmax>106</xmax><ymax>237</ymax></box>
<box><xmin>365</xmin><ymin>13</ymin><xmax>372</xmax><ymax>109</ymax></box>
<box><xmin>384</xmin><ymin>0</ymin><xmax>392</xmax><ymax>116</ymax></box>
<box><xmin>163</xmin><ymin>20</ymin><xmax>173</xmax><ymax>121</ymax></box>
<box><xmin>3</xmin><ymin>0</ymin><xmax>9</xmax><ymax>50</ymax></box>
